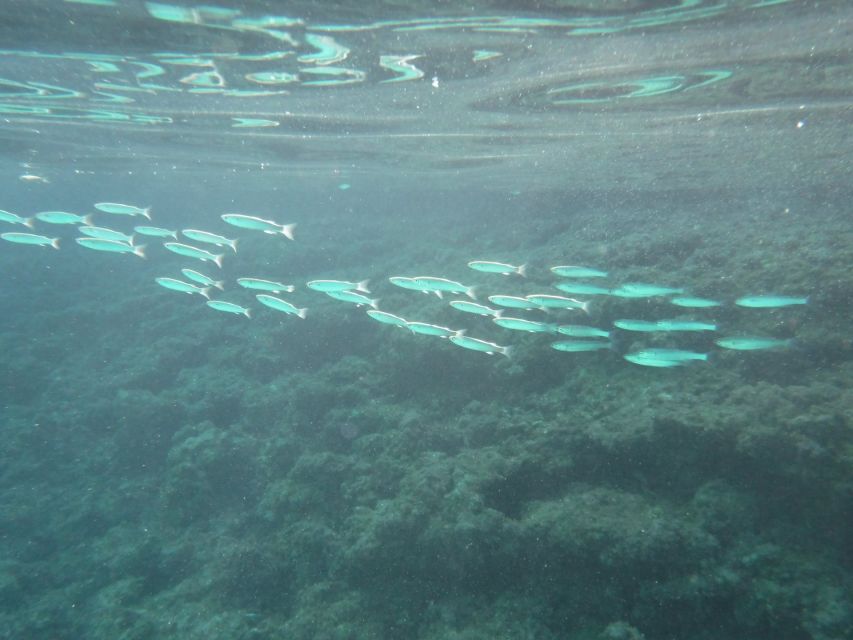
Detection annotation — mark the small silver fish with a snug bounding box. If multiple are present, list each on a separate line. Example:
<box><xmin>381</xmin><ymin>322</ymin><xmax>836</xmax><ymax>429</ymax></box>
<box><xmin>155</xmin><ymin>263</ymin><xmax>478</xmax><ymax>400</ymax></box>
<box><xmin>715</xmin><ymin>336</ymin><xmax>792</xmax><ymax>350</ymax></box>
<box><xmin>19</xmin><ymin>173</ymin><xmax>49</xmax><ymax>183</ymax></box>
<box><xmin>493</xmin><ymin>317</ymin><xmax>557</xmax><ymax>333</ymax></box>
<box><xmin>449</xmin><ymin>335</ymin><xmax>511</xmax><ymax>356</ymax></box>
<box><xmin>206</xmin><ymin>300</ymin><xmax>251</xmax><ymax>318</ymax></box>
<box><xmin>623</xmin><ymin>353</ymin><xmax>684</xmax><ymax>368</ymax></box>
<box><xmin>388</xmin><ymin>276</ymin><xmax>423</xmax><ymax>291</ymax></box>
<box><xmin>406</xmin><ymin>322</ymin><xmax>461</xmax><ymax>338</ymax></box>
<box><xmin>554</xmin><ymin>282</ymin><xmax>611</xmax><ymax>296</ymax></box>
<box><xmin>237</xmin><ymin>277</ymin><xmax>295</xmax><ymax>293</ymax></box>
<box><xmin>135</xmin><ymin>225</ymin><xmax>178</xmax><ymax>239</ymax></box>
<box><xmin>613</xmin><ymin>319</ymin><xmax>660</xmax><ymax>332</ymax></box>
<box><xmin>633</xmin><ymin>348</ymin><xmax>708</xmax><ymax>362</ymax></box>
<box><xmin>655</xmin><ymin>320</ymin><xmax>717</xmax><ymax>332</ymax></box>
<box><xmin>467</xmin><ymin>260</ymin><xmax>526</xmax><ymax>276</ymax></box>
<box><xmin>326</xmin><ymin>290</ymin><xmax>378</xmax><ymax>308</ymax></box>
<box><xmin>220</xmin><ymin>213</ymin><xmax>295</xmax><ymax>239</ymax></box>
<box><xmin>36</xmin><ymin>211</ymin><xmax>92</xmax><ymax>225</ymax></box>
<box><xmin>256</xmin><ymin>294</ymin><xmax>307</xmax><ymax>318</ymax></box>
<box><xmin>526</xmin><ymin>294</ymin><xmax>590</xmax><ymax>312</ymax></box>
<box><xmin>307</xmin><ymin>279</ymin><xmax>370</xmax><ymax>293</ymax></box>
<box><xmin>155</xmin><ymin>277</ymin><xmax>210</xmax><ymax>298</ymax></box>
<box><xmin>94</xmin><ymin>202</ymin><xmax>151</xmax><ymax>219</ymax></box>
<box><xmin>556</xmin><ymin>325</ymin><xmax>610</xmax><ymax>338</ymax></box>
<box><xmin>163</xmin><ymin>242</ymin><xmax>224</xmax><ymax>267</ymax></box>
<box><xmin>487</xmin><ymin>295</ymin><xmax>542</xmax><ymax>310</ymax></box>
<box><xmin>449</xmin><ymin>300</ymin><xmax>502</xmax><ymax>317</ymax></box>
<box><xmin>735</xmin><ymin>295</ymin><xmax>808</xmax><ymax>308</ymax></box>
<box><xmin>610</xmin><ymin>283</ymin><xmax>684</xmax><ymax>298</ymax></box>
<box><xmin>412</xmin><ymin>276</ymin><xmax>476</xmax><ymax>299</ymax></box>
<box><xmin>551</xmin><ymin>340</ymin><xmax>612</xmax><ymax>352</ymax></box>
<box><xmin>182</xmin><ymin>268</ymin><xmax>224</xmax><ymax>290</ymax></box>
<box><xmin>669</xmin><ymin>296</ymin><xmax>721</xmax><ymax>308</ymax></box>
<box><xmin>76</xmin><ymin>237</ymin><xmax>145</xmax><ymax>257</ymax></box>
<box><xmin>366</xmin><ymin>310</ymin><xmax>409</xmax><ymax>327</ymax></box>
<box><xmin>79</xmin><ymin>226</ymin><xmax>134</xmax><ymax>243</ymax></box>
<box><xmin>0</xmin><ymin>210</ymin><xmax>34</xmax><ymax>228</ymax></box>
<box><xmin>550</xmin><ymin>265</ymin><xmax>607</xmax><ymax>278</ymax></box>
<box><xmin>1</xmin><ymin>232</ymin><xmax>59</xmax><ymax>249</ymax></box>
<box><xmin>182</xmin><ymin>229</ymin><xmax>238</xmax><ymax>252</ymax></box>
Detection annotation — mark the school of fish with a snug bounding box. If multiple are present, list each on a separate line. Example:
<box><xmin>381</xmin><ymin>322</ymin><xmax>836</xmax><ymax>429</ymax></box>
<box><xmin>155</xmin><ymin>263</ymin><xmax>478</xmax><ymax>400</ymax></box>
<box><xmin>1</xmin><ymin>204</ymin><xmax>809</xmax><ymax>368</ymax></box>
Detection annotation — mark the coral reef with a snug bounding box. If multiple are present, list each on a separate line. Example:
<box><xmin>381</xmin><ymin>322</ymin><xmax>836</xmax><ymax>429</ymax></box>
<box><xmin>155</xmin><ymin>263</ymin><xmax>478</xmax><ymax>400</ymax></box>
<box><xmin>0</xmin><ymin>194</ymin><xmax>851</xmax><ymax>640</ymax></box>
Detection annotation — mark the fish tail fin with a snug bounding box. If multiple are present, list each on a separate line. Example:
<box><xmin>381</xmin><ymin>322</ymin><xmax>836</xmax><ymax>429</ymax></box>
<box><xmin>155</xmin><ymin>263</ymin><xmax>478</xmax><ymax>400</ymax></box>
<box><xmin>500</xmin><ymin>345</ymin><xmax>513</xmax><ymax>358</ymax></box>
<box><xmin>82</xmin><ymin>213</ymin><xmax>94</xmax><ymax>226</ymax></box>
<box><xmin>297</xmin><ymin>307</ymin><xmax>308</xmax><ymax>319</ymax></box>
<box><xmin>133</xmin><ymin>244</ymin><xmax>147</xmax><ymax>259</ymax></box>
<box><xmin>129</xmin><ymin>233</ymin><xmax>136</xmax><ymax>246</ymax></box>
<box><xmin>435</xmin><ymin>290</ymin><xmax>443</xmax><ymax>299</ymax></box>
<box><xmin>466</xmin><ymin>286</ymin><xmax>478</xmax><ymax>300</ymax></box>
<box><xmin>582</xmin><ymin>300</ymin><xmax>592</xmax><ymax>315</ymax></box>
<box><xmin>517</xmin><ymin>264</ymin><xmax>527</xmax><ymax>277</ymax></box>
<box><xmin>370</xmin><ymin>298</ymin><xmax>380</xmax><ymax>310</ymax></box>
<box><xmin>143</xmin><ymin>208</ymin><xmax>152</xmax><ymax>220</ymax></box>
<box><xmin>357</xmin><ymin>279</ymin><xmax>370</xmax><ymax>293</ymax></box>
<box><xmin>50</xmin><ymin>237</ymin><xmax>61</xmax><ymax>250</ymax></box>
<box><xmin>214</xmin><ymin>280</ymin><xmax>225</xmax><ymax>291</ymax></box>
<box><xmin>170</xmin><ymin>230</ymin><xmax>178</xmax><ymax>239</ymax></box>
<box><xmin>493</xmin><ymin>309</ymin><xmax>503</xmax><ymax>318</ymax></box>
<box><xmin>281</xmin><ymin>223</ymin><xmax>296</xmax><ymax>240</ymax></box>
<box><xmin>455</xmin><ymin>329</ymin><xmax>467</xmax><ymax>338</ymax></box>
<box><xmin>214</xmin><ymin>253</ymin><xmax>224</xmax><ymax>268</ymax></box>
<box><xmin>230</xmin><ymin>238</ymin><xmax>239</xmax><ymax>253</ymax></box>
<box><xmin>285</xmin><ymin>285</ymin><xmax>296</xmax><ymax>293</ymax></box>
<box><xmin>200</xmin><ymin>287</ymin><xmax>212</xmax><ymax>300</ymax></box>
<box><xmin>23</xmin><ymin>217</ymin><xmax>35</xmax><ymax>229</ymax></box>
<box><xmin>243</xmin><ymin>308</ymin><xmax>252</xmax><ymax>319</ymax></box>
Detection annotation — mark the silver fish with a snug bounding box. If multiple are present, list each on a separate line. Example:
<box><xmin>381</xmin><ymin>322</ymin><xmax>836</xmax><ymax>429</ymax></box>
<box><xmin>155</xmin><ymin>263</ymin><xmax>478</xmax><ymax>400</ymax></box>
<box><xmin>206</xmin><ymin>300</ymin><xmax>251</xmax><ymax>318</ymax></box>
<box><xmin>182</xmin><ymin>268</ymin><xmax>224</xmax><ymax>290</ymax></box>
<box><xmin>36</xmin><ymin>211</ymin><xmax>92</xmax><ymax>225</ymax></box>
<box><xmin>1</xmin><ymin>232</ymin><xmax>59</xmax><ymax>249</ymax></box>
<box><xmin>255</xmin><ymin>294</ymin><xmax>307</xmax><ymax>318</ymax></box>
<box><xmin>449</xmin><ymin>335</ymin><xmax>511</xmax><ymax>356</ymax></box>
<box><xmin>406</xmin><ymin>322</ymin><xmax>461</xmax><ymax>338</ymax></box>
<box><xmin>155</xmin><ymin>277</ymin><xmax>210</xmax><ymax>298</ymax></box>
<box><xmin>467</xmin><ymin>260</ymin><xmax>526</xmax><ymax>276</ymax></box>
<box><xmin>135</xmin><ymin>225</ymin><xmax>178</xmax><ymax>239</ymax></box>
<box><xmin>76</xmin><ymin>237</ymin><xmax>145</xmax><ymax>257</ymax></box>
<box><xmin>493</xmin><ymin>317</ymin><xmax>557</xmax><ymax>333</ymax></box>
<box><xmin>0</xmin><ymin>210</ymin><xmax>34</xmax><ymax>228</ymax></box>
<box><xmin>307</xmin><ymin>279</ymin><xmax>370</xmax><ymax>293</ymax></box>
<box><xmin>449</xmin><ymin>300</ymin><xmax>502</xmax><ymax>317</ymax></box>
<box><xmin>366</xmin><ymin>310</ymin><xmax>409</xmax><ymax>327</ymax></box>
<box><xmin>182</xmin><ymin>229</ymin><xmax>238</xmax><ymax>252</ymax></box>
<box><xmin>237</xmin><ymin>277</ymin><xmax>295</xmax><ymax>293</ymax></box>
<box><xmin>94</xmin><ymin>202</ymin><xmax>151</xmax><ymax>219</ymax></box>
<box><xmin>220</xmin><ymin>213</ymin><xmax>295</xmax><ymax>238</ymax></box>
<box><xmin>79</xmin><ymin>226</ymin><xmax>134</xmax><ymax>243</ymax></box>
<box><xmin>735</xmin><ymin>295</ymin><xmax>808</xmax><ymax>308</ymax></box>
<box><xmin>326</xmin><ymin>290</ymin><xmax>378</xmax><ymax>308</ymax></box>
<box><xmin>550</xmin><ymin>265</ymin><xmax>607</xmax><ymax>278</ymax></box>
<box><xmin>163</xmin><ymin>242</ymin><xmax>224</xmax><ymax>267</ymax></box>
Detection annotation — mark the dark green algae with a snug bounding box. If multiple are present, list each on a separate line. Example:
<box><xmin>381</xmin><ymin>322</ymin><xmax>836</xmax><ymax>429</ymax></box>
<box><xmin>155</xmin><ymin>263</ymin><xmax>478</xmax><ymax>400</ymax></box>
<box><xmin>0</xmin><ymin>194</ymin><xmax>852</xmax><ymax>639</ymax></box>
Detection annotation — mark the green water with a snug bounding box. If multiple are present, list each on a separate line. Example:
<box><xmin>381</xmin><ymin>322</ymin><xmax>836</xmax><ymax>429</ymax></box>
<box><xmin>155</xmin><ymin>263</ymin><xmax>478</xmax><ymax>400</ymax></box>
<box><xmin>0</xmin><ymin>1</ymin><xmax>851</xmax><ymax>639</ymax></box>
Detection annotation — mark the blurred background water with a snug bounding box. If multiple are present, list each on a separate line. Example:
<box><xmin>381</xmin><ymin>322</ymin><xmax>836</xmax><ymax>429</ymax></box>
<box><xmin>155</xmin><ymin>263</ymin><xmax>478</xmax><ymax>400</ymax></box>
<box><xmin>0</xmin><ymin>1</ymin><xmax>851</xmax><ymax>639</ymax></box>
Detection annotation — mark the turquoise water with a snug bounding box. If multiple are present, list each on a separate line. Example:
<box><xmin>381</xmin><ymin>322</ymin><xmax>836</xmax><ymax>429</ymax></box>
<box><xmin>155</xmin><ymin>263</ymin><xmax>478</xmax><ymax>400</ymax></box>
<box><xmin>1</xmin><ymin>1</ymin><xmax>852</xmax><ymax>638</ymax></box>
